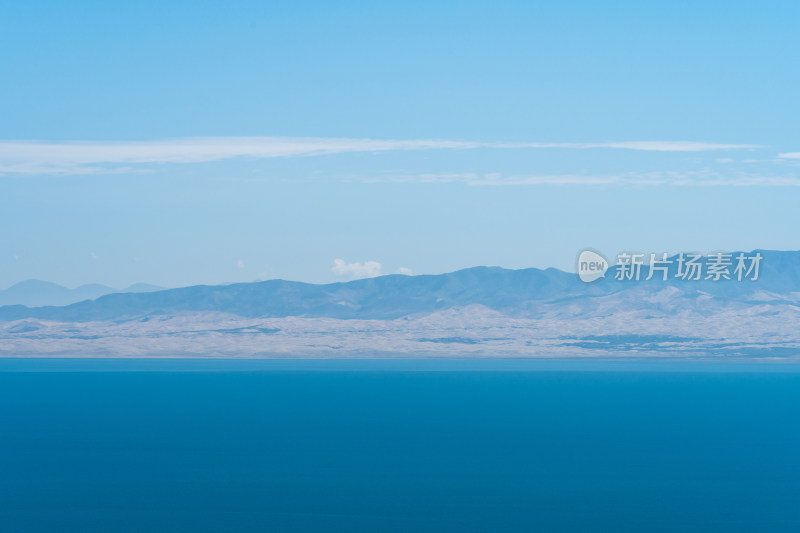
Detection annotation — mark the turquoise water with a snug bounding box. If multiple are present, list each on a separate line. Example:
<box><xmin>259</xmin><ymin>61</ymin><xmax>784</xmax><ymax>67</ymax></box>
<box><xmin>2</xmin><ymin>360</ymin><xmax>800</xmax><ymax>532</ymax></box>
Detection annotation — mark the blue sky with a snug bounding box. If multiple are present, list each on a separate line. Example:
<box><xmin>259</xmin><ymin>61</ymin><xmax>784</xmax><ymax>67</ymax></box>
<box><xmin>1</xmin><ymin>1</ymin><xmax>799</xmax><ymax>288</ymax></box>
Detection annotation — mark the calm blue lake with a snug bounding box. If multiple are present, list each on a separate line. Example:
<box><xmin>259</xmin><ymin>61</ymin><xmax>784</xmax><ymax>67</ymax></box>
<box><xmin>1</xmin><ymin>359</ymin><xmax>799</xmax><ymax>532</ymax></box>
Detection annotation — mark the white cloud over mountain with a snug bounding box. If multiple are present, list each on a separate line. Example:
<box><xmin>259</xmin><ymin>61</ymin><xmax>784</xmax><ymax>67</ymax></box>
<box><xmin>331</xmin><ymin>259</ymin><xmax>382</xmax><ymax>279</ymax></box>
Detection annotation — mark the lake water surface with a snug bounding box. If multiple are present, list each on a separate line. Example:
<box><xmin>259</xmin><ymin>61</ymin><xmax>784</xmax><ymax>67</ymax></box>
<box><xmin>2</xmin><ymin>359</ymin><xmax>799</xmax><ymax>532</ymax></box>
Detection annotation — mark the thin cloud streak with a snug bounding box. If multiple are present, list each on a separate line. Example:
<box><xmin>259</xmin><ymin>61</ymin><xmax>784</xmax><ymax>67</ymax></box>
<box><xmin>376</xmin><ymin>171</ymin><xmax>800</xmax><ymax>187</ymax></box>
<box><xmin>0</xmin><ymin>137</ymin><xmax>760</xmax><ymax>175</ymax></box>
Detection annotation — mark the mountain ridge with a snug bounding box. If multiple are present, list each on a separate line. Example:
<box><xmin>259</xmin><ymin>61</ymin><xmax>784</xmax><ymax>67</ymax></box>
<box><xmin>0</xmin><ymin>280</ymin><xmax>165</xmax><ymax>307</ymax></box>
<box><xmin>2</xmin><ymin>250</ymin><xmax>799</xmax><ymax>322</ymax></box>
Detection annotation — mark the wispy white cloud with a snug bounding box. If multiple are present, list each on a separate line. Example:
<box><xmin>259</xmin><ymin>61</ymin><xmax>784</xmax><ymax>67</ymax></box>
<box><xmin>778</xmin><ymin>152</ymin><xmax>800</xmax><ymax>159</ymax></box>
<box><xmin>0</xmin><ymin>137</ymin><xmax>760</xmax><ymax>175</ymax></box>
<box><xmin>331</xmin><ymin>259</ymin><xmax>382</xmax><ymax>279</ymax></box>
<box><xmin>530</xmin><ymin>141</ymin><xmax>760</xmax><ymax>152</ymax></box>
<box><xmin>376</xmin><ymin>170</ymin><xmax>800</xmax><ymax>187</ymax></box>
<box><xmin>397</xmin><ymin>267</ymin><xmax>413</xmax><ymax>275</ymax></box>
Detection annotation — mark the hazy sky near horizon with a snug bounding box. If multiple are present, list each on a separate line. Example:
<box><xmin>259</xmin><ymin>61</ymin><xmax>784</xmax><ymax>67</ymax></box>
<box><xmin>2</xmin><ymin>1</ymin><xmax>800</xmax><ymax>288</ymax></box>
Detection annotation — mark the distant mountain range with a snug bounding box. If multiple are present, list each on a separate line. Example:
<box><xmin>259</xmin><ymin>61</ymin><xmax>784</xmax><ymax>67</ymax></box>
<box><xmin>0</xmin><ymin>280</ymin><xmax>165</xmax><ymax>308</ymax></box>
<box><xmin>2</xmin><ymin>250</ymin><xmax>799</xmax><ymax>358</ymax></box>
<box><xmin>1</xmin><ymin>250</ymin><xmax>798</xmax><ymax>322</ymax></box>
<box><xmin>0</xmin><ymin>267</ymin><xmax>575</xmax><ymax>321</ymax></box>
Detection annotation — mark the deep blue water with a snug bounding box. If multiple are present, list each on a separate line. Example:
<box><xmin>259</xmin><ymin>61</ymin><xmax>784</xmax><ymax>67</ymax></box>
<box><xmin>2</xmin><ymin>360</ymin><xmax>800</xmax><ymax>532</ymax></box>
